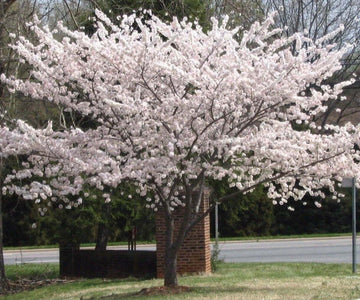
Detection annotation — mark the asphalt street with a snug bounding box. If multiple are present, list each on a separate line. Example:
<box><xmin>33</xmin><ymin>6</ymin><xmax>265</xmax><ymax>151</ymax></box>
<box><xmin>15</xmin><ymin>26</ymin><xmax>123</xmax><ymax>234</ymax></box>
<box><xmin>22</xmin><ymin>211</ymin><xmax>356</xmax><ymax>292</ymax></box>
<box><xmin>218</xmin><ymin>237</ymin><xmax>357</xmax><ymax>264</ymax></box>
<box><xmin>4</xmin><ymin>236</ymin><xmax>358</xmax><ymax>265</ymax></box>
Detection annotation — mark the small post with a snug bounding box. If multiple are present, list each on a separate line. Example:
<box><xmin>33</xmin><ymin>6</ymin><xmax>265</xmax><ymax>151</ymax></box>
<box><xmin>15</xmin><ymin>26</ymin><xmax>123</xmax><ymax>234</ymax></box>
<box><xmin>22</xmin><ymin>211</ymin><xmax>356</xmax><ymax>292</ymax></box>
<box><xmin>128</xmin><ymin>227</ymin><xmax>137</xmax><ymax>251</ymax></box>
<box><xmin>353</xmin><ymin>177</ymin><xmax>357</xmax><ymax>273</ymax></box>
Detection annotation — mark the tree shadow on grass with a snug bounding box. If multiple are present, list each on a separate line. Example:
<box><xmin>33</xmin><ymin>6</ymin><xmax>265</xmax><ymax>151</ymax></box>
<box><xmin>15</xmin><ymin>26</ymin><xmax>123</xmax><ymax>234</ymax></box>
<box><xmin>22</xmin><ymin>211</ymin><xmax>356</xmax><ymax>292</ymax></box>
<box><xmin>188</xmin><ymin>286</ymin><xmax>274</xmax><ymax>296</ymax></box>
<box><xmin>85</xmin><ymin>286</ymin><xmax>191</xmax><ymax>299</ymax></box>
<box><xmin>83</xmin><ymin>285</ymin><xmax>272</xmax><ymax>299</ymax></box>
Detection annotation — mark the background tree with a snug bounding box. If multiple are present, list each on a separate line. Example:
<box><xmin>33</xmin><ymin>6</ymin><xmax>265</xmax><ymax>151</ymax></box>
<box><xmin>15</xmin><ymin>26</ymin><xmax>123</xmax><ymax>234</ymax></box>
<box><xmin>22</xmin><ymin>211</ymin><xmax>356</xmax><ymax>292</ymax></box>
<box><xmin>0</xmin><ymin>0</ymin><xmax>32</xmax><ymax>291</ymax></box>
<box><xmin>212</xmin><ymin>0</ymin><xmax>264</xmax><ymax>30</ymax></box>
<box><xmin>262</xmin><ymin>0</ymin><xmax>360</xmax><ymax>125</ymax></box>
<box><xmin>0</xmin><ymin>0</ymin><xmax>74</xmax><ymax>291</ymax></box>
<box><xmin>271</xmin><ymin>192</ymin><xmax>357</xmax><ymax>235</ymax></box>
<box><xmin>210</xmin><ymin>182</ymin><xmax>274</xmax><ymax>237</ymax></box>
<box><xmin>88</xmin><ymin>0</ymin><xmax>210</xmax><ymax>23</ymax></box>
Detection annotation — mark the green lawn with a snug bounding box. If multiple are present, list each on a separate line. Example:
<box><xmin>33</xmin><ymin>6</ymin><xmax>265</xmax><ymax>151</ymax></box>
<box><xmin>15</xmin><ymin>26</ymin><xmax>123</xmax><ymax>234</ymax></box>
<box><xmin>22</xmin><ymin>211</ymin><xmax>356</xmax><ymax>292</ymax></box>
<box><xmin>5</xmin><ymin>263</ymin><xmax>59</xmax><ymax>281</ymax></box>
<box><xmin>2</xmin><ymin>262</ymin><xmax>360</xmax><ymax>299</ymax></box>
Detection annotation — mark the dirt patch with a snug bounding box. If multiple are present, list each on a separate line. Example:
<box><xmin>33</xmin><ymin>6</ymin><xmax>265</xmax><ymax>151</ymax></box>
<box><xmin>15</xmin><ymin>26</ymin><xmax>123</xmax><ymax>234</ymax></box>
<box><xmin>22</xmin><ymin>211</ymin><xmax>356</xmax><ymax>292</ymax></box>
<box><xmin>0</xmin><ymin>278</ymin><xmax>72</xmax><ymax>296</ymax></box>
<box><xmin>136</xmin><ymin>285</ymin><xmax>191</xmax><ymax>296</ymax></box>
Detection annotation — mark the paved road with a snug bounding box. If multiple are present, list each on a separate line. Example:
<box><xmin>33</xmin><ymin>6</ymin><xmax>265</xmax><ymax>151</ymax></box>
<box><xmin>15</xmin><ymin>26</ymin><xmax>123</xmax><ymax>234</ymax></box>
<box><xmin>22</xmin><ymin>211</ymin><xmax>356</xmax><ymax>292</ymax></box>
<box><xmin>3</xmin><ymin>245</ymin><xmax>156</xmax><ymax>265</ymax></box>
<box><xmin>217</xmin><ymin>237</ymin><xmax>358</xmax><ymax>264</ymax></box>
<box><xmin>4</xmin><ymin>237</ymin><xmax>358</xmax><ymax>265</ymax></box>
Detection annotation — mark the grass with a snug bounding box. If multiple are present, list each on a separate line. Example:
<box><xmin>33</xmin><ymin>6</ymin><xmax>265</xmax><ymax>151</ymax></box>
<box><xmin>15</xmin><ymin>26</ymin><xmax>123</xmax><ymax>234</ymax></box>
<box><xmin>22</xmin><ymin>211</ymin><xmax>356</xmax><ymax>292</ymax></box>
<box><xmin>5</xmin><ymin>263</ymin><xmax>59</xmax><ymax>281</ymax></box>
<box><xmin>2</xmin><ymin>262</ymin><xmax>360</xmax><ymax>299</ymax></box>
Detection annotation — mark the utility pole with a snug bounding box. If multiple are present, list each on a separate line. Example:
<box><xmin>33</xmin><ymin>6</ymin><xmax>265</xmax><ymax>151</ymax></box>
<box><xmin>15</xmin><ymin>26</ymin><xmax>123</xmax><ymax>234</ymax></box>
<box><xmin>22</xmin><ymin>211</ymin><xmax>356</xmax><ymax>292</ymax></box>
<box><xmin>342</xmin><ymin>177</ymin><xmax>357</xmax><ymax>273</ymax></box>
<box><xmin>352</xmin><ymin>177</ymin><xmax>357</xmax><ymax>273</ymax></box>
<box><xmin>215</xmin><ymin>202</ymin><xmax>219</xmax><ymax>243</ymax></box>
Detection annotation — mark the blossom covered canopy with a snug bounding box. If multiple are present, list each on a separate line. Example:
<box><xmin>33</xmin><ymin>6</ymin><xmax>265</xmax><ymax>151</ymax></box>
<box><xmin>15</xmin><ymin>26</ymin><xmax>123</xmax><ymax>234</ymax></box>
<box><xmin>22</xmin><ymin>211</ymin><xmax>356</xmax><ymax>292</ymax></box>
<box><xmin>1</xmin><ymin>10</ymin><xmax>360</xmax><ymax>210</ymax></box>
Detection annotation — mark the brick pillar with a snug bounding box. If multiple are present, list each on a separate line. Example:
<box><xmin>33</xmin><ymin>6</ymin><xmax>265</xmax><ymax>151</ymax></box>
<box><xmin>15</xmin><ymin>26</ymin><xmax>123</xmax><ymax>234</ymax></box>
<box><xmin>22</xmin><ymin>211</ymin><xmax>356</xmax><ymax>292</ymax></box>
<box><xmin>155</xmin><ymin>189</ymin><xmax>211</xmax><ymax>278</ymax></box>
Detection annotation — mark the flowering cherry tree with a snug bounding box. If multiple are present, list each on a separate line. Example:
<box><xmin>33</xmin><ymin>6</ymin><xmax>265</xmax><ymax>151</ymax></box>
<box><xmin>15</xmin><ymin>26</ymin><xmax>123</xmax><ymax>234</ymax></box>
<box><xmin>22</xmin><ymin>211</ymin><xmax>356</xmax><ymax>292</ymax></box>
<box><xmin>2</xmin><ymin>10</ymin><xmax>360</xmax><ymax>286</ymax></box>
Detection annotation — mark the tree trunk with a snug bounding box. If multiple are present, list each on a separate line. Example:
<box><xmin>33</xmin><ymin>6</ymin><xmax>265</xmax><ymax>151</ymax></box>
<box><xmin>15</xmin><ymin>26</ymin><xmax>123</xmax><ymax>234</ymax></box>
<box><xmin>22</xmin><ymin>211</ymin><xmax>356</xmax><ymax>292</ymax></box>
<box><xmin>164</xmin><ymin>246</ymin><xmax>178</xmax><ymax>287</ymax></box>
<box><xmin>95</xmin><ymin>222</ymin><xmax>108</xmax><ymax>251</ymax></box>
<box><xmin>164</xmin><ymin>213</ymin><xmax>178</xmax><ymax>287</ymax></box>
<box><xmin>95</xmin><ymin>203</ymin><xmax>110</xmax><ymax>251</ymax></box>
<box><xmin>162</xmin><ymin>189</ymin><xmax>197</xmax><ymax>287</ymax></box>
<box><xmin>0</xmin><ymin>165</ymin><xmax>9</xmax><ymax>292</ymax></box>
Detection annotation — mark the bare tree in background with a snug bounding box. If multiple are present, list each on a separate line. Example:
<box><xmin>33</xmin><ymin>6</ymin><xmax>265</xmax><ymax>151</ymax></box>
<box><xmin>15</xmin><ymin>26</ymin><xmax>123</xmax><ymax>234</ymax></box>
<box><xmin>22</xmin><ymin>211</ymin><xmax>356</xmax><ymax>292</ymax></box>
<box><xmin>262</xmin><ymin>0</ymin><xmax>359</xmax><ymax>44</ymax></box>
<box><xmin>215</xmin><ymin>0</ymin><xmax>360</xmax><ymax>125</ymax></box>
<box><xmin>40</xmin><ymin>0</ymin><xmax>94</xmax><ymax>29</ymax></box>
<box><xmin>211</xmin><ymin>0</ymin><xmax>264</xmax><ymax>30</ymax></box>
<box><xmin>261</xmin><ymin>0</ymin><xmax>360</xmax><ymax>125</ymax></box>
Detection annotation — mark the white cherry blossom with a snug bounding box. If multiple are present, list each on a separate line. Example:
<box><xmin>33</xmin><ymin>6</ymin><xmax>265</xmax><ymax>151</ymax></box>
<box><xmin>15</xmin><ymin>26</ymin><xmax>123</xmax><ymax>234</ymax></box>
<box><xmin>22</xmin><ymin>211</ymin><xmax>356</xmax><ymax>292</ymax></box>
<box><xmin>1</xmin><ymin>11</ymin><xmax>360</xmax><ymax>286</ymax></box>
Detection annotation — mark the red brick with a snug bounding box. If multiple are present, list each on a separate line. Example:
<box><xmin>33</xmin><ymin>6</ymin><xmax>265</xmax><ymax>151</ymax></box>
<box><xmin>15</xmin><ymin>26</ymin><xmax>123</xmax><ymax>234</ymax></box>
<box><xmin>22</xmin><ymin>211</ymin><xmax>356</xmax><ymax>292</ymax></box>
<box><xmin>155</xmin><ymin>189</ymin><xmax>211</xmax><ymax>278</ymax></box>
